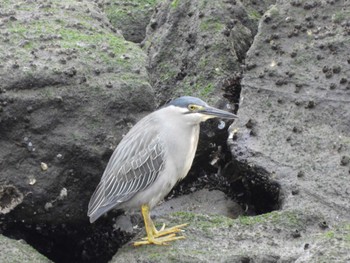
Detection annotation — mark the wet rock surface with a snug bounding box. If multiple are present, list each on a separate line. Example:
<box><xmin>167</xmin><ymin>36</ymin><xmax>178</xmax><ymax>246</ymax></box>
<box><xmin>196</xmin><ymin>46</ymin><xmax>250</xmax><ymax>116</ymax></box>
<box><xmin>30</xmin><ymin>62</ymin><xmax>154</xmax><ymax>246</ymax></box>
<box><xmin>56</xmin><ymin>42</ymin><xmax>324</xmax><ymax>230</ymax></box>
<box><xmin>1</xmin><ymin>0</ymin><xmax>350</xmax><ymax>262</ymax></box>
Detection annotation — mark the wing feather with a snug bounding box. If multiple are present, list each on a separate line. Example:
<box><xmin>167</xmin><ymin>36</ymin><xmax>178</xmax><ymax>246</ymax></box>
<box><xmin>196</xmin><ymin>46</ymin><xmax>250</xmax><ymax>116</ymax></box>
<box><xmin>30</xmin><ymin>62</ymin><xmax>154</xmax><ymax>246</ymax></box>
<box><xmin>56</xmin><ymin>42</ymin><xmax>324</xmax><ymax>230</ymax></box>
<box><xmin>87</xmin><ymin>114</ymin><xmax>165</xmax><ymax>222</ymax></box>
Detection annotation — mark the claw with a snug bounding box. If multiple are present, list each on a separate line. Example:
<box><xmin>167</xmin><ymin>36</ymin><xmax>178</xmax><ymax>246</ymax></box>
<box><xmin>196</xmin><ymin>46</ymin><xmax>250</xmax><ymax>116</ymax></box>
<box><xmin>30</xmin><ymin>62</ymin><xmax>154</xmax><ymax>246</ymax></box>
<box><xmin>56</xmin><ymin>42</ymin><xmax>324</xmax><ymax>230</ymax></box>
<box><xmin>133</xmin><ymin>204</ymin><xmax>188</xmax><ymax>247</ymax></box>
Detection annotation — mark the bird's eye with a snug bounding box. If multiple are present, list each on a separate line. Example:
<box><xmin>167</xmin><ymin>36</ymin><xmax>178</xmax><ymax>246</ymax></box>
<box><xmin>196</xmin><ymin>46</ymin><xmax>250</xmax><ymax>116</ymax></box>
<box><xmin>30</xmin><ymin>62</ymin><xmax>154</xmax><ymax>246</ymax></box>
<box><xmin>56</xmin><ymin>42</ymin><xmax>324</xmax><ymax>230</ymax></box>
<box><xmin>188</xmin><ymin>104</ymin><xmax>197</xmax><ymax>111</ymax></box>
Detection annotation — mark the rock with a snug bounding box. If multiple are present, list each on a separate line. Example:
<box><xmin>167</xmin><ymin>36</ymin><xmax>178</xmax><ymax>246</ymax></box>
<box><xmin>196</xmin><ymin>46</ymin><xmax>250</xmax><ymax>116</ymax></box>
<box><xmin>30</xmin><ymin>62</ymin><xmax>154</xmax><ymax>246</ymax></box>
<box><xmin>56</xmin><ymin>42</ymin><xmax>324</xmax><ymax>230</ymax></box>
<box><xmin>228</xmin><ymin>0</ymin><xmax>350</xmax><ymax>260</ymax></box>
<box><xmin>111</xmin><ymin>209</ymin><xmax>349</xmax><ymax>263</ymax></box>
<box><xmin>143</xmin><ymin>0</ymin><xmax>273</xmax><ymax>104</ymax></box>
<box><xmin>101</xmin><ymin>0</ymin><xmax>160</xmax><ymax>43</ymax></box>
<box><xmin>0</xmin><ymin>0</ymin><xmax>154</xmax><ymax>260</ymax></box>
<box><xmin>153</xmin><ymin>189</ymin><xmax>243</xmax><ymax>219</ymax></box>
<box><xmin>0</xmin><ymin>234</ymin><xmax>51</xmax><ymax>263</ymax></box>
<box><xmin>1</xmin><ymin>0</ymin><xmax>350</xmax><ymax>262</ymax></box>
<box><xmin>0</xmin><ymin>0</ymin><xmax>154</xmax><ymax>225</ymax></box>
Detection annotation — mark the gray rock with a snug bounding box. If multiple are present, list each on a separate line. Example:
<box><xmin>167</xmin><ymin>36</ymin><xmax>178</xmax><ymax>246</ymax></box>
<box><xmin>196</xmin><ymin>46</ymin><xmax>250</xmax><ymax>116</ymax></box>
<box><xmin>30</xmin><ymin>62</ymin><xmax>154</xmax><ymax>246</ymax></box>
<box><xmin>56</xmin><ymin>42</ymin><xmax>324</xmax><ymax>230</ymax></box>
<box><xmin>112</xmin><ymin>0</ymin><xmax>350</xmax><ymax>262</ymax></box>
<box><xmin>0</xmin><ymin>0</ymin><xmax>155</xmax><ymax>225</ymax></box>
<box><xmin>0</xmin><ymin>234</ymin><xmax>51</xmax><ymax>263</ymax></box>
<box><xmin>153</xmin><ymin>189</ymin><xmax>243</xmax><ymax>219</ymax></box>
<box><xmin>112</xmin><ymin>209</ymin><xmax>350</xmax><ymax>262</ymax></box>
<box><xmin>101</xmin><ymin>0</ymin><xmax>160</xmax><ymax>43</ymax></box>
<box><xmin>230</xmin><ymin>0</ymin><xmax>350</xmax><ymax>222</ymax></box>
<box><xmin>143</xmin><ymin>0</ymin><xmax>272</xmax><ymax>103</ymax></box>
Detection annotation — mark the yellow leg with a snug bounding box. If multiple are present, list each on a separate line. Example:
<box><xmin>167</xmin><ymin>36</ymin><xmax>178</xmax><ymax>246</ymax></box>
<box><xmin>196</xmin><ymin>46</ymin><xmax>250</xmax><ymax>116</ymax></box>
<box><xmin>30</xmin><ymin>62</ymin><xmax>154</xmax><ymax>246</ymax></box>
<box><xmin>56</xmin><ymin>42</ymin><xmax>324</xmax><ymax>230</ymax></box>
<box><xmin>133</xmin><ymin>204</ymin><xmax>188</xmax><ymax>246</ymax></box>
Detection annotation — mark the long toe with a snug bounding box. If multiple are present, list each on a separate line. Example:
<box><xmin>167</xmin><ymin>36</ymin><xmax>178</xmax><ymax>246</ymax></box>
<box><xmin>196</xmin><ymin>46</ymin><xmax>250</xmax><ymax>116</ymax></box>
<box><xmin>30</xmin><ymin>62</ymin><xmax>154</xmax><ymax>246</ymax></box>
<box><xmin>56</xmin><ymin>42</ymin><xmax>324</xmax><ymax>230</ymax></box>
<box><xmin>154</xmin><ymin>223</ymin><xmax>189</xmax><ymax>237</ymax></box>
<box><xmin>134</xmin><ymin>233</ymin><xmax>186</xmax><ymax>247</ymax></box>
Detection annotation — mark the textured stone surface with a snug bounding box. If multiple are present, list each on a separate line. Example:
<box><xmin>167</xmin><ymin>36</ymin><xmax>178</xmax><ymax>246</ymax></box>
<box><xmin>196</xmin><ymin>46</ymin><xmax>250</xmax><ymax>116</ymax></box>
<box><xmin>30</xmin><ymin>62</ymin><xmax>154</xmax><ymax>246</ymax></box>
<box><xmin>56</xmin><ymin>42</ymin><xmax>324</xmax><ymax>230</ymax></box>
<box><xmin>143</xmin><ymin>0</ymin><xmax>273</xmax><ymax>103</ymax></box>
<box><xmin>112</xmin><ymin>210</ymin><xmax>350</xmax><ymax>263</ymax></box>
<box><xmin>0</xmin><ymin>234</ymin><xmax>51</xmax><ymax>263</ymax></box>
<box><xmin>230</xmin><ymin>0</ymin><xmax>350</xmax><ymax>222</ymax></box>
<box><xmin>1</xmin><ymin>0</ymin><xmax>350</xmax><ymax>262</ymax></box>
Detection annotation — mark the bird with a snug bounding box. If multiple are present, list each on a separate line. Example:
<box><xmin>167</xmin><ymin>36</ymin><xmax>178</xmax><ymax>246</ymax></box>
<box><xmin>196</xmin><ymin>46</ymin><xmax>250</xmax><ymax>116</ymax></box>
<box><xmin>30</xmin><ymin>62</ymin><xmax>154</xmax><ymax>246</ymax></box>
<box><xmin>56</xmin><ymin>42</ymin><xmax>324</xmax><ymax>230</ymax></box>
<box><xmin>87</xmin><ymin>96</ymin><xmax>238</xmax><ymax>246</ymax></box>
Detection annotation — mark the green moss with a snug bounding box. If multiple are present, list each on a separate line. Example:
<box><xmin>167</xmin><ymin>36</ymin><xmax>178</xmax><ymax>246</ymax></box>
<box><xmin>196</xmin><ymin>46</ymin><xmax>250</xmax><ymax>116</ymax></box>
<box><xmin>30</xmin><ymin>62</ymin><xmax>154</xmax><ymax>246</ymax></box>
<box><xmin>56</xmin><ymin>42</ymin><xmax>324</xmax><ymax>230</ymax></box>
<box><xmin>267</xmin><ymin>5</ymin><xmax>279</xmax><ymax>17</ymax></box>
<box><xmin>321</xmin><ymin>223</ymin><xmax>350</xmax><ymax>243</ymax></box>
<box><xmin>323</xmin><ymin>230</ymin><xmax>335</xmax><ymax>239</ymax></box>
<box><xmin>171</xmin><ymin>0</ymin><xmax>180</xmax><ymax>8</ymax></box>
<box><xmin>248</xmin><ymin>9</ymin><xmax>261</xmax><ymax>21</ymax></box>
<box><xmin>200</xmin><ymin>19</ymin><xmax>224</xmax><ymax>32</ymax></box>
<box><xmin>172</xmin><ymin>211</ymin><xmax>302</xmax><ymax>232</ymax></box>
<box><xmin>172</xmin><ymin>212</ymin><xmax>234</xmax><ymax>232</ymax></box>
<box><xmin>200</xmin><ymin>83</ymin><xmax>214</xmax><ymax>97</ymax></box>
<box><xmin>238</xmin><ymin>211</ymin><xmax>300</xmax><ymax>227</ymax></box>
<box><xmin>149</xmin><ymin>252</ymin><xmax>162</xmax><ymax>260</ymax></box>
<box><xmin>105</xmin><ymin>0</ymin><xmax>159</xmax><ymax>32</ymax></box>
<box><xmin>332</xmin><ymin>11</ymin><xmax>350</xmax><ymax>23</ymax></box>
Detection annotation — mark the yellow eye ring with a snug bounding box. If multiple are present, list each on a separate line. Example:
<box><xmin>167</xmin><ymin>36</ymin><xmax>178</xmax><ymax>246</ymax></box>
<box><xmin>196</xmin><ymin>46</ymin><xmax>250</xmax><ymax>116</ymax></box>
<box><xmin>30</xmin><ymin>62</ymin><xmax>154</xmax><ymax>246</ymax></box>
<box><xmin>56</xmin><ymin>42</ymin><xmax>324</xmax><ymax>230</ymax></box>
<box><xmin>188</xmin><ymin>104</ymin><xmax>197</xmax><ymax>111</ymax></box>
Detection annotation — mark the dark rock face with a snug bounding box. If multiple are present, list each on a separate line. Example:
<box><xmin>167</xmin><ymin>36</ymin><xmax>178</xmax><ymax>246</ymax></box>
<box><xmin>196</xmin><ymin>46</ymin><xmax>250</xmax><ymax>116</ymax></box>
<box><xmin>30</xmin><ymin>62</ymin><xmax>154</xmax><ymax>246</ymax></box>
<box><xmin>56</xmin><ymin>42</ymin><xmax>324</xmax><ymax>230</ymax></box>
<box><xmin>0</xmin><ymin>0</ymin><xmax>154</xmax><ymax>262</ymax></box>
<box><xmin>0</xmin><ymin>0</ymin><xmax>155</xmax><ymax>225</ymax></box>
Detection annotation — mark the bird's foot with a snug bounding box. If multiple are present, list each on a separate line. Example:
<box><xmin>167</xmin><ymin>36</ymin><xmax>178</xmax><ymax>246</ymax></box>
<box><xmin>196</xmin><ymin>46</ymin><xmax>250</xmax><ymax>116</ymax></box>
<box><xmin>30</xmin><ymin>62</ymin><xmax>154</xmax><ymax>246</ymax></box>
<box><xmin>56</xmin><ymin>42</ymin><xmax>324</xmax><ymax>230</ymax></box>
<box><xmin>134</xmin><ymin>205</ymin><xmax>188</xmax><ymax>246</ymax></box>
<box><xmin>133</xmin><ymin>233</ymin><xmax>185</xmax><ymax>246</ymax></box>
<box><xmin>152</xmin><ymin>223</ymin><xmax>188</xmax><ymax>237</ymax></box>
<box><xmin>133</xmin><ymin>223</ymin><xmax>188</xmax><ymax>246</ymax></box>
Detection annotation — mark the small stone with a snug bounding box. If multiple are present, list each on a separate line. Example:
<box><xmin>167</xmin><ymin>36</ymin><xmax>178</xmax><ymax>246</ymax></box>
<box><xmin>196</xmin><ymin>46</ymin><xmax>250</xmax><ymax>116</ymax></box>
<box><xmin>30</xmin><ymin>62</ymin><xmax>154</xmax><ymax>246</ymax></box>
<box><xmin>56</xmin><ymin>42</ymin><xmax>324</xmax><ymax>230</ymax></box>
<box><xmin>41</xmin><ymin>162</ymin><xmax>48</xmax><ymax>171</ymax></box>
<box><xmin>304</xmin><ymin>243</ymin><xmax>310</xmax><ymax>250</ymax></box>
<box><xmin>29</xmin><ymin>177</ymin><xmax>36</xmax><ymax>185</ymax></box>
<box><xmin>58</xmin><ymin>188</ymin><xmax>68</xmax><ymax>200</ymax></box>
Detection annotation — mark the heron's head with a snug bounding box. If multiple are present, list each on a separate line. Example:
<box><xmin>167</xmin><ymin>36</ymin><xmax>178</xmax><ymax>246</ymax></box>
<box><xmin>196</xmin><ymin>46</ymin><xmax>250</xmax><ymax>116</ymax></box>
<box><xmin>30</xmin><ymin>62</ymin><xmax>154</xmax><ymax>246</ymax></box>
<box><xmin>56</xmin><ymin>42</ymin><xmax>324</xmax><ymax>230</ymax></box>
<box><xmin>165</xmin><ymin>96</ymin><xmax>238</xmax><ymax>124</ymax></box>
